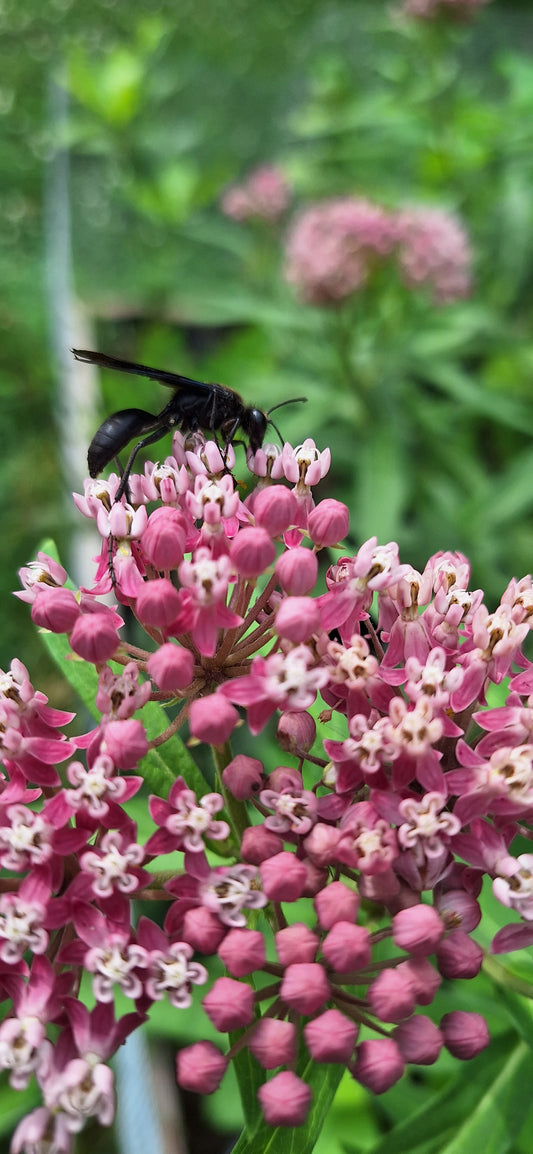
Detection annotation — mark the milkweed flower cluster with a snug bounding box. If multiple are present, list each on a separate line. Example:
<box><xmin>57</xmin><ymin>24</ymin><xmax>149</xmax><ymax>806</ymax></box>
<box><xmin>4</xmin><ymin>423</ymin><xmax>533</xmax><ymax>1147</ymax></box>
<box><xmin>284</xmin><ymin>197</ymin><xmax>473</xmax><ymax>306</ymax></box>
<box><xmin>399</xmin><ymin>0</ymin><xmax>491</xmax><ymax>20</ymax></box>
<box><xmin>221</xmin><ymin>165</ymin><xmax>291</xmax><ymax>223</ymax></box>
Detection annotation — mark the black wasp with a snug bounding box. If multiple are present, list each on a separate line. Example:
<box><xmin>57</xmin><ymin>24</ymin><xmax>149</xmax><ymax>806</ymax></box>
<box><xmin>73</xmin><ymin>349</ymin><xmax>305</xmax><ymax>502</ymax></box>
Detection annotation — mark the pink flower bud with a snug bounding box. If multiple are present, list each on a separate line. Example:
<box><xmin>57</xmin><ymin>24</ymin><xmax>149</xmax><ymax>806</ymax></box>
<box><xmin>267</xmin><ymin>765</ymin><xmax>302</xmax><ymax>792</ymax></box>
<box><xmin>69</xmin><ymin>612</ymin><xmax>121</xmax><ymax>663</ymax></box>
<box><xmin>241</xmin><ymin>825</ymin><xmax>284</xmax><ymax>864</ymax></box>
<box><xmin>147</xmin><ymin>642</ymin><xmax>194</xmax><ymax>692</ymax></box>
<box><xmin>397</xmin><ymin>957</ymin><xmax>441</xmax><ymax>1005</ymax></box>
<box><xmin>231</xmin><ymin>527</ymin><xmax>276</xmax><ymax>578</ymax></box>
<box><xmin>176</xmin><ymin>1041</ymin><xmax>227</xmax><ymax>1093</ymax></box>
<box><xmin>181</xmin><ymin>907</ymin><xmax>226</xmax><ymax>954</ymax></box>
<box><xmin>281</xmin><ymin>963</ymin><xmax>330</xmax><ymax>1014</ymax></box>
<box><xmin>135</xmin><ymin>578</ymin><xmax>181</xmax><ymax>629</ymax></box>
<box><xmin>393</xmin><ymin>1016</ymin><xmax>443</xmax><ymax>1064</ymax></box>
<box><xmin>142</xmin><ymin>507</ymin><xmax>187</xmax><ymax>570</ymax></box>
<box><xmin>304</xmin><ymin>823</ymin><xmax>342</xmax><ymax>867</ymax></box>
<box><xmin>253</xmin><ymin>486</ymin><xmax>298</xmax><ymax>536</ymax></box>
<box><xmin>314</xmin><ymin>881</ymin><xmax>359</xmax><ymax>929</ymax></box>
<box><xmin>435</xmin><ymin>930</ymin><xmax>483</xmax><ymax>979</ymax></box>
<box><xmin>301</xmin><ymin>857</ymin><xmax>328</xmax><ymax>896</ymax></box>
<box><xmin>203</xmin><ymin>976</ymin><xmax>255</xmax><ymax>1031</ymax></box>
<box><xmin>275</xmin><ymin>596</ymin><xmax>321</xmax><ymax>643</ymax></box>
<box><xmin>218</xmin><ymin>929</ymin><xmax>266</xmax><ymax>976</ymax></box>
<box><xmin>275</xmin><ymin>923</ymin><xmax>319</xmax><ymax>966</ymax></box>
<box><xmin>189</xmin><ymin>694</ymin><xmax>239</xmax><ymax>744</ymax></box>
<box><xmin>441</xmin><ymin>1011</ymin><xmax>490</xmax><ymax>1059</ymax></box>
<box><xmin>102</xmin><ymin>718</ymin><xmax>148</xmax><ymax>769</ymax></box>
<box><xmin>393</xmin><ymin>905</ymin><xmax>444</xmax><ymax>956</ymax></box>
<box><xmin>307</xmin><ymin>499</ymin><xmax>349</xmax><ymax>547</ymax></box>
<box><xmin>322</xmin><ymin>922</ymin><xmax>371</xmax><ymax>972</ymax></box>
<box><xmin>276</xmin><ymin>547</ymin><xmax>318</xmax><ymax>595</ymax></box>
<box><xmin>435</xmin><ymin>888</ymin><xmax>481</xmax><ymax>933</ymax></box>
<box><xmin>222</xmin><ymin>755</ymin><xmax>264</xmax><ymax>800</ymax></box>
<box><xmin>351</xmin><ymin>1039</ymin><xmax>405</xmax><ymax>1094</ymax></box>
<box><xmin>277</xmin><ymin>710</ymin><xmax>316</xmax><ymax>753</ymax></box>
<box><xmin>31</xmin><ymin>587</ymin><xmax>80</xmax><ymax>633</ymax></box>
<box><xmin>258</xmin><ymin>1071</ymin><xmax>312</xmax><ymax>1127</ymax></box>
<box><xmin>260</xmin><ymin>851</ymin><xmax>307</xmax><ymax>902</ymax></box>
<box><xmin>304</xmin><ymin>1009</ymin><xmax>358</xmax><ymax>1063</ymax></box>
<box><xmin>368</xmin><ymin>968</ymin><xmax>416</xmax><ymax>1023</ymax></box>
<box><xmin>249</xmin><ymin>1019</ymin><xmax>297</xmax><ymax>1069</ymax></box>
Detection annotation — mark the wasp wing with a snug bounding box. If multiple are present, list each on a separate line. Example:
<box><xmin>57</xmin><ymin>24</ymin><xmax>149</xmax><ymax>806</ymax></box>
<box><xmin>72</xmin><ymin>348</ymin><xmax>217</xmax><ymax>397</ymax></box>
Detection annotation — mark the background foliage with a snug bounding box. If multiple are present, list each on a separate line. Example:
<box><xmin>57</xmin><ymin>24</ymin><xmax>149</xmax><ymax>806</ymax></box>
<box><xmin>4</xmin><ymin>1</ymin><xmax>533</xmax><ymax>1150</ymax></box>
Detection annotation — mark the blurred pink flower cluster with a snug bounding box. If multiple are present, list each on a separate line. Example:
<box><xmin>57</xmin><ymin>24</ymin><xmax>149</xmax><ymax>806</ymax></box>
<box><xmin>3</xmin><ymin>421</ymin><xmax>533</xmax><ymax>1145</ymax></box>
<box><xmin>400</xmin><ymin>0</ymin><xmax>491</xmax><ymax>19</ymax></box>
<box><xmin>221</xmin><ymin>165</ymin><xmax>290</xmax><ymax>223</ymax></box>
<box><xmin>285</xmin><ymin>196</ymin><xmax>473</xmax><ymax>306</ymax></box>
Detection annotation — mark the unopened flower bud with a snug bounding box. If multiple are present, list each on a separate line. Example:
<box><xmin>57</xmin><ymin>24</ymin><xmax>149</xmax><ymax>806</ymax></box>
<box><xmin>260</xmin><ymin>851</ymin><xmax>307</xmax><ymax>902</ymax></box>
<box><xmin>203</xmin><ymin>976</ymin><xmax>254</xmax><ymax>1031</ymax></box>
<box><xmin>147</xmin><ymin>642</ymin><xmax>194</xmax><ymax>692</ymax></box>
<box><xmin>275</xmin><ymin>596</ymin><xmax>321</xmax><ymax>643</ymax></box>
<box><xmin>189</xmin><ymin>695</ymin><xmax>239</xmax><ymax>744</ymax></box>
<box><xmin>322</xmin><ymin>921</ymin><xmax>371</xmax><ymax>972</ymax></box>
<box><xmin>307</xmin><ymin>499</ymin><xmax>349</xmax><ymax>547</ymax></box>
<box><xmin>441</xmin><ymin>1011</ymin><xmax>490</xmax><ymax>1059</ymax></box>
<box><xmin>304</xmin><ymin>1009</ymin><xmax>358</xmax><ymax>1063</ymax></box>
<box><xmin>253</xmin><ymin>486</ymin><xmax>298</xmax><ymax>536</ymax></box>
<box><xmin>135</xmin><ymin>578</ymin><xmax>181</xmax><ymax>629</ymax></box>
<box><xmin>276</xmin><ymin>547</ymin><xmax>318</xmax><ymax>595</ymax></box>
<box><xmin>241</xmin><ymin>825</ymin><xmax>284</xmax><ymax>864</ymax></box>
<box><xmin>281</xmin><ymin>962</ymin><xmax>330</xmax><ymax>1014</ymax></box>
<box><xmin>397</xmin><ymin>957</ymin><xmax>441</xmax><ymax>1005</ymax></box>
<box><xmin>218</xmin><ymin>929</ymin><xmax>266</xmax><ymax>976</ymax></box>
<box><xmin>142</xmin><ymin>508</ymin><xmax>187</xmax><ymax>569</ymax></box>
<box><xmin>435</xmin><ymin>930</ymin><xmax>483</xmax><ymax>979</ymax></box>
<box><xmin>351</xmin><ymin>1039</ymin><xmax>405</xmax><ymax>1093</ymax></box>
<box><xmin>102</xmin><ymin>719</ymin><xmax>148</xmax><ymax>769</ymax></box>
<box><xmin>222</xmin><ymin>755</ymin><xmax>264</xmax><ymax>800</ymax></box>
<box><xmin>231</xmin><ymin>528</ymin><xmax>276</xmax><ymax>578</ymax></box>
<box><xmin>314</xmin><ymin>880</ymin><xmax>359</xmax><ymax>929</ymax></box>
<box><xmin>267</xmin><ymin>766</ymin><xmax>302</xmax><ymax>793</ymax></box>
<box><xmin>249</xmin><ymin>1019</ymin><xmax>297</xmax><ymax>1069</ymax></box>
<box><xmin>31</xmin><ymin>587</ymin><xmax>80</xmax><ymax>633</ymax></box>
<box><xmin>181</xmin><ymin>907</ymin><xmax>226</xmax><ymax>954</ymax></box>
<box><xmin>277</xmin><ymin>710</ymin><xmax>316</xmax><ymax>753</ymax></box>
<box><xmin>70</xmin><ymin>613</ymin><xmax>121</xmax><ymax>663</ymax></box>
<box><xmin>368</xmin><ymin>968</ymin><xmax>416</xmax><ymax>1023</ymax></box>
<box><xmin>393</xmin><ymin>905</ymin><xmax>444</xmax><ymax>956</ymax></box>
<box><xmin>304</xmin><ymin>822</ymin><xmax>342</xmax><ymax>867</ymax></box>
<box><xmin>176</xmin><ymin>1041</ymin><xmax>227</xmax><ymax>1093</ymax></box>
<box><xmin>258</xmin><ymin>1071</ymin><xmax>312</xmax><ymax>1127</ymax></box>
<box><xmin>393</xmin><ymin>1015</ymin><xmax>443</xmax><ymax>1064</ymax></box>
<box><xmin>275</xmin><ymin>923</ymin><xmax>319</xmax><ymax>965</ymax></box>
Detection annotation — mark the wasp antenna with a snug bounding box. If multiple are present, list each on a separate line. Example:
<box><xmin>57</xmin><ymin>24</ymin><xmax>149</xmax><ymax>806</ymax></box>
<box><xmin>267</xmin><ymin>396</ymin><xmax>307</xmax><ymax>416</ymax></box>
<box><xmin>266</xmin><ymin>418</ymin><xmax>285</xmax><ymax>447</ymax></box>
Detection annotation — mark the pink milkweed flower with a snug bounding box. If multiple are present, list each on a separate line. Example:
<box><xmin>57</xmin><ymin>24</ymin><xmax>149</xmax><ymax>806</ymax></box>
<box><xmin>221</xmin><ymin>164</ymin><xmax>290</xmax><ymax>223</ymax></box>
<box><xmin>0</xmin><ymin>869</ymin><xmax>51</xmax><ymax>964</ymax></box>
<box><xmin>15</xmin><ymin>551</ymin><xmax>68</xmax><ymax>604</ymax></box>
<box><xmin>199</xmin><ymin>863</ymin><xmax>268</xmax><ymax>927</ymax></box>
<box><xmin>284</xmin><ymin>197</ymin><xmax>399</xmax><ymax>305</ymax></box>
<box><xmin>395</xmin><ymin>206</ymin><xmax>473</xmax><ymax>304</ymax></box>
<box><xmin>62</xmin><ymin>754</ymin><xmax>142</xmax><ymax>821</ymax></box>
<box><xmin>96</xmin><ymin>663</ymin><xmax>151</xmax><ymax>720</ymax></box>
<box><xmin>259</xmin><ymin>785</ymin><xmax>317</xmax><ymax>836</ymax></box>
<box><xmin>136</xmin><ymin>918</ymin><xmax>208</xmax><ymax>1007</ymax></box>
<box><xmin>146</xmin><ymin>776</ymin><xmax>229</xmax><ymax>858</ymax></box>
<box><xmin>79</xmin><ymin>828</ymin><xmax>147</xmax><ymax>899</ymax></box>
<box><xmin>176</xmin><ymin>549</ymin><xmax>242</xmax><ymax>657</ymax></box>
<box><xmin>492</xmin><ymin>854</ymin><xmax>533</xmax><ymax>921</ymax></box>
<box><xmin>219</xmin><ymin>645</ymin><xmax>330</xmax><ymax>733</ymax></box>
<box><xmin>318</xmin><ymin>538</ymin><xmax>404</xmax><ymax>637</ymax></box>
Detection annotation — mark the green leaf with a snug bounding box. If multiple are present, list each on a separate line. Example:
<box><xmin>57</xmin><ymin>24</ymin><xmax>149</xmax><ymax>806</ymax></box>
<box><xmin>231</xmin><ymin>1058</ymin><xmax>343</xmax><ymax>1154</ymax></box>
<box><xmin>366</xmin><ymin>1034</ymin><xmax>531</xmax><ymax>1154</ymax></box>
